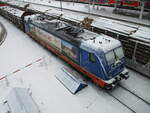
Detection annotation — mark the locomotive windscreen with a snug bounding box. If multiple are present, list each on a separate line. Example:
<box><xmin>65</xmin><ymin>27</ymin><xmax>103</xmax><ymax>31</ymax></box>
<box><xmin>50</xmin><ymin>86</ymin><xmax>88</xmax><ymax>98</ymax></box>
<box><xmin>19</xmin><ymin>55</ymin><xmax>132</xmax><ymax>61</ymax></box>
<box><xmin>105</xmin><ymin>46</ymin><xmax>124</xmax><ymax>65</ymax></box>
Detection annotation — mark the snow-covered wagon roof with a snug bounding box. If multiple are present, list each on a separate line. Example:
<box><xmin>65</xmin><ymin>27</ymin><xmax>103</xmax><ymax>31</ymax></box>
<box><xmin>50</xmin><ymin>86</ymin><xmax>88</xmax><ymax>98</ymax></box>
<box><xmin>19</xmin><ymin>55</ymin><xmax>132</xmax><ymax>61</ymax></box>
<box><xmin>0</xmin><ymin>6</ymin><xmax>24</xmax><ymax>17</ymax></box>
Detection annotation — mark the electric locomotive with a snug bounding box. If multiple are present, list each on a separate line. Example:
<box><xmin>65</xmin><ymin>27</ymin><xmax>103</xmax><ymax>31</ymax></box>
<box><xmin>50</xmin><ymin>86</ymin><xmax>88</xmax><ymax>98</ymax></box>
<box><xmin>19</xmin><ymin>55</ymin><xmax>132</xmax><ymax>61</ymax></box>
<box><xmin>24</xmin><ymin>14</ymin><xmax>129</xmax><ymax>89</ymax></box>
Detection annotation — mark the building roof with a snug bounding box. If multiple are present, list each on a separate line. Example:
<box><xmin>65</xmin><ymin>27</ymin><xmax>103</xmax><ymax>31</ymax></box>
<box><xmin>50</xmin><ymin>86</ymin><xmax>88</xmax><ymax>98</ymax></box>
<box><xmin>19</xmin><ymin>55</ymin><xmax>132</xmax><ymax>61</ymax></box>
<box><xmin>1</xmin><ymin>88</ymin><xmax>40</xmax><ymax>113</ymax></box>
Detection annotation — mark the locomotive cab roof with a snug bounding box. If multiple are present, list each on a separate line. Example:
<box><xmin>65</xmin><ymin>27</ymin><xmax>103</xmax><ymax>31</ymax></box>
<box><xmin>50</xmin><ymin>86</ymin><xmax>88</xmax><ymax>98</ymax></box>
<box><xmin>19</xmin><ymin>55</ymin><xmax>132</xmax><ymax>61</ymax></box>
<box><xmin>81</xmin><ymin>34</ymin><xmax>121</xmax><ymax>53</ymax></box>
<box><xmin>27</xmin><ymin>14</ymin><xmax>121</xmax><ymax>53</ymax></box>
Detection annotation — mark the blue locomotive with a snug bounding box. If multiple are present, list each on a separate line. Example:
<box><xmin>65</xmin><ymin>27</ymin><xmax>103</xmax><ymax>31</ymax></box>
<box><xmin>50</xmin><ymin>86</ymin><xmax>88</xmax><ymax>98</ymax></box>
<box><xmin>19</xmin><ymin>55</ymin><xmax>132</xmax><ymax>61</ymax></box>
<box><xmin>24</xmin><ymin>14</ymin><xmax>129</xmax><ymax>89</ymax></box>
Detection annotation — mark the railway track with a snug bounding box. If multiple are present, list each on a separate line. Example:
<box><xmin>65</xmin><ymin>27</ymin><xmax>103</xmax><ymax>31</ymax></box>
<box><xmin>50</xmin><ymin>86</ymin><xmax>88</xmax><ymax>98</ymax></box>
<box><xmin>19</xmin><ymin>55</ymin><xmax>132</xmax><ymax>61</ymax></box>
<box><xmin>106</xmin><ymin>91</ymin><xmax>136</xmax><ymax>113</ymax></box>
<box><xmin>106</xmin><ymin>84</ymin><xmax>150</xmax><ymax>113</ymax></box>
<box><xmin>20</xmin><ymin>1</ymin><xmax>150</xmax><ymax>27</ymax></box>
<box><xmin>118</xmin><ymin>84</ymin><xmax>150</xmax><ymax>106</ymax></box>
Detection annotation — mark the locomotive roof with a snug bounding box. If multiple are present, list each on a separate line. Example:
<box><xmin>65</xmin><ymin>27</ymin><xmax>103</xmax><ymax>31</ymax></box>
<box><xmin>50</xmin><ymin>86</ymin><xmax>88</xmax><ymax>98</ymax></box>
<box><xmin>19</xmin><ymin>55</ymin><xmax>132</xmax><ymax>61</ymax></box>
<box><xmin>0</xmin><ymin>6</ymin><xmax>24</xmax><ymax>17</ymax></box>
<box><xmin>81</xmin><ymin>34</ymin><xmax>121</xmax><ymax>53</ymax></box>
<box><xmin>27</xmin><ymin>14</ymin><xmax>121</xmax><ymax>53</ymax></box>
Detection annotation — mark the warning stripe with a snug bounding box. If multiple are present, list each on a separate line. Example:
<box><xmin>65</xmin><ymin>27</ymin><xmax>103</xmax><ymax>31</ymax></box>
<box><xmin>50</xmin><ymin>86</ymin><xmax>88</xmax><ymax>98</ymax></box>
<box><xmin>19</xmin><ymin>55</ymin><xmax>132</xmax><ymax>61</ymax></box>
<box><xmin>12</xmin><ymin>69</ymin><xmax>21</xmax><ymax>74</ymax></box>
<box><xmin>25</xmin><ymin>63</ymin><xmax>32</xmax><ymax>67</ymax></box>
<box><xmin>35</xmin><ymin>58</ymin><xmax>42</xmax><ymax>62</ymax></box>
<box><xmin>0</xmin><ymin>57</ymin><xmax>44</xmax><ymax>81</ymax></box>
<box><xmin>0</xmin><ymin>76</ymin><xmax>6</xmax><ymax>80</ymax></box>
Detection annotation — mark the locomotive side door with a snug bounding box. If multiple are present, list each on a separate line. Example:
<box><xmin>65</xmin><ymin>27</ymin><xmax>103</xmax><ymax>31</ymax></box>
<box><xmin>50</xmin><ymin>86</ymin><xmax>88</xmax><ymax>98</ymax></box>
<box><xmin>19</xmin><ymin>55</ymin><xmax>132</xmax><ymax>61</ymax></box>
<box><xmin>80</xmin><ymin>49</ymin><xmax>100</xmax><ymax>76</ymax></box>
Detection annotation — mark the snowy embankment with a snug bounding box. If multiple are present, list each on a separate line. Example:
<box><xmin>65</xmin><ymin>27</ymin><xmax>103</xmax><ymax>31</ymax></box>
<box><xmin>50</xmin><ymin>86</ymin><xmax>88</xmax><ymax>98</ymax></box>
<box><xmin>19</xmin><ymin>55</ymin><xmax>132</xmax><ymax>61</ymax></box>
<box><xmin>0</xmin><ymin>16</ymin><xmax>133</xmax><ymax>113</ymax></box>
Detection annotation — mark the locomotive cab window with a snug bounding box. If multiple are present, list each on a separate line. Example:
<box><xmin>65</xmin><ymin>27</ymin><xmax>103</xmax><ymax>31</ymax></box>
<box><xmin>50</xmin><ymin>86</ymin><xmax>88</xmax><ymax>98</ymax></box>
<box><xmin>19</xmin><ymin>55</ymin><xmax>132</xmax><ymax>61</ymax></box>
<box><xmin>105</xmin><ymin>47</ymin><xmax>124</xmax><ymax>65</ymax></box>
<box><xmin>89</xmin><ymin>53</ymin><xmax>96</xmax><ymax>63</ymax></box>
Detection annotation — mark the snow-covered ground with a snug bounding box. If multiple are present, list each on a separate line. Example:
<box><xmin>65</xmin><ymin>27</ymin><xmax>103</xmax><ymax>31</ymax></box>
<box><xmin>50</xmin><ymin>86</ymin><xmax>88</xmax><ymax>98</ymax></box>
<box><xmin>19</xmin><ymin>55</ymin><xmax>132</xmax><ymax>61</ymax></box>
<box><xmin>10</xmin><ymin>0</ymin><xmax>150</xmax><ymax>26</ymax></box>
<box><xmin>120</xmin><ymin>69</ymin><xmax>150</xmax><ymax>104</ymax></box>
<box><xmin>0</xmin><ymin>16</ymin><xmax>135</xmax><ymax>113</ymax></box>
<box><xmin>0</xmin><ymin>14</ymin><xmax>150</xmax><ymax>112</ymax></box>
<box><xmin>0</xmin><ymin>4</ymin><xmax>150</xmax><ymax>111</ymax></box>
<box><xmin>0</xmin><ymin>0</ymin><xmax>150</xmax><ymax>112</ymax></box>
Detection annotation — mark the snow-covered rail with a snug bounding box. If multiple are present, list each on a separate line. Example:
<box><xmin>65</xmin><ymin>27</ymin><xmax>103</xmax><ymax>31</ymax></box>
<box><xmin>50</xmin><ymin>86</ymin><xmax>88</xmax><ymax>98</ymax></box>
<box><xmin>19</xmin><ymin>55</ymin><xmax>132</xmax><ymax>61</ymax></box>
<box><xmin>107</xmin><ymin>84</ymin><xmax>150</xmax><ymax>113</ymax></box>
<box><xmin>118</xmin><ymin>84</ymin><xmax>150</xmax><ymax>106</ymax></box>
<box><xmin>107</xmin><ymin>91</ymin><xmax>136</xmax><ymax>113</ymax></box>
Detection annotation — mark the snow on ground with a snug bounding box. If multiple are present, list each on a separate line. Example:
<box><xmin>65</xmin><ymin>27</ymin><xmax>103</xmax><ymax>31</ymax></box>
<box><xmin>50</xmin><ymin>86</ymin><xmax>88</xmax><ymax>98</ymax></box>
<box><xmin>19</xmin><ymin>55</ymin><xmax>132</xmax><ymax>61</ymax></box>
<box><xmin>111</xmin><ymin>83</ymin><xmax>150</xmax><ymax>113</ymax></box>
<box><xmin>121</xmin><ymin>69</ymin><xmax>150</xmax><ymax>104</ymax></box>
<box><xmin>15</xmin><ymin>0</ymin><xmax>150</xmax><ymax>26</ymax></box>
<box><xmin>0</xmin><ymin>16</ymin><xmax>133</xmax><ymax>113</ymax></box>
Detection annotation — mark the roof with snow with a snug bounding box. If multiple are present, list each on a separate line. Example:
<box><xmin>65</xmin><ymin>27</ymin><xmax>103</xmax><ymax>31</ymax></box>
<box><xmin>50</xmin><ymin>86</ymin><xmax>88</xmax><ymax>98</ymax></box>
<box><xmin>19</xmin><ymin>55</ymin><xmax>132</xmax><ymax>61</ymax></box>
<box><xmin>92</xmin><ymin>18</ymin><xmax>138</xmax><ymax>36</ymax></box>
<box><xmin>55</xmin><ymin>67</ymin><xmax>87</xmax><ymax>94</ymax></box>
<box><xmin>28</xmin><ymin>14</ymin><xmax>121</xmax><ymax>53</ymax></box>
<box><xmin>0</xmin><ymin>6</ymin><xmax>24</xmax><ymax>17</ymax></box>
<box><xmin>130</xmin><ymin>27</ymin><xmax>150</xmax><ymax>43</ymax></box>
<box><xmin>81</xmin><ymin>34</ymin><xmax>121</xmax><ymax>53</ymax></box>
<box><xmin>1</xmin><ymin>88</ymin><xmax>40</xmax><ymax>113</ymax></box>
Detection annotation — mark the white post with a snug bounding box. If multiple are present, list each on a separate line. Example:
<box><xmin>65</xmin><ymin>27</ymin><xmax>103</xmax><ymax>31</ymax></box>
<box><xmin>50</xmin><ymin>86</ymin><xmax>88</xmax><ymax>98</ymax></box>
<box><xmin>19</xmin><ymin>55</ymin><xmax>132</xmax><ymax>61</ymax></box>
<box><xmin>139</xmin><ymin>1</ymin><xmax>145</xmax><ymax>20</ymax></box>
<box><xmin>73</xmin><ymin>0</ymin><xmax>75</xmax><ymax>6</ymax></box>
<box><xmin>88</xmin><ymin>0</ymin><xmax>91</xmax><ymax>16</ymax></box>
<box><xmin>60</xmin><ymin>0</ymin><xmax>62</xmax><ymax>11</ymax></box>
<box><xmin>114</xmin><ymin>0</ymin><xmax>117</xmax><ymax>9</ymax></box>
<box><xmin>92</xmin><ymin>0</ymin><xmax>95</xmax><ymax>9</ymax></box>
<box><xmin>96</xmin><ymin>0</ymin><xmax>99</xmax><ymax>10</ymax></box>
